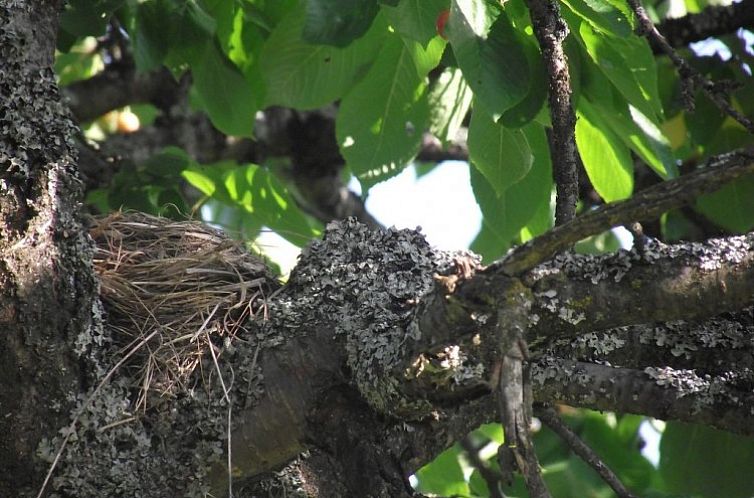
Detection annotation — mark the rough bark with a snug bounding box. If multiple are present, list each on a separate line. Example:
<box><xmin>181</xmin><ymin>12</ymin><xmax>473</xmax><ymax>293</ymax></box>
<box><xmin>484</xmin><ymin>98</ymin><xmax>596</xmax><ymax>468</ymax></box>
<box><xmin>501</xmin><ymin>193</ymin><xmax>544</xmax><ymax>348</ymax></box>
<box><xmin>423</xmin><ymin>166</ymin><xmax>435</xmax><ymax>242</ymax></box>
<box><xmin>0</xmin><ymin>1</ymin><xmax>100</xmax><ymax>495</ymax></box>
<box><xmin>3</xmin><ymin>1</ymin><xmax>754</xmax><ymax>497</ymax></box>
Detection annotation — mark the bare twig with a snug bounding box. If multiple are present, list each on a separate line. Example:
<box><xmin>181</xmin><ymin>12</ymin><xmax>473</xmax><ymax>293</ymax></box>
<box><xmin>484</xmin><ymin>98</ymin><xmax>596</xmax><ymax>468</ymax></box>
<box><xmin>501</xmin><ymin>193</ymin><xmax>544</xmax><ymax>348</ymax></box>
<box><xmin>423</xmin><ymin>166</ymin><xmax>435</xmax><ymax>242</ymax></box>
<box><xmin>626</xmin><ymin>0</ymin><xmax>754</xmax><ymax>135</ymax></box>
<box><xmin>525</xmin><ymin>0</ymin><xmax>579</xmax><ymax>225</ymax></box>
<box><xmin>204</xmin><ymin>305</ymin><xmax>235</xmax><ymax>498</ymax></box>
<box><xmin>460</xmin><ymin>436</ymin><xmax>506</xmax><ymax>498</ymax></box>
<box><xmin>655</xmin><ymin>0</ymin><xmax>754</xmax><ymax>50</ymax></box>
<box><xmin>535</xmin><ymin>405</ymin><xmax>639</xmax><ymax>498</ymax></box>
<box><xmin>497</xmin><ymin>148</ymin><xmax>754</xmax><ymax>276</ymax></box>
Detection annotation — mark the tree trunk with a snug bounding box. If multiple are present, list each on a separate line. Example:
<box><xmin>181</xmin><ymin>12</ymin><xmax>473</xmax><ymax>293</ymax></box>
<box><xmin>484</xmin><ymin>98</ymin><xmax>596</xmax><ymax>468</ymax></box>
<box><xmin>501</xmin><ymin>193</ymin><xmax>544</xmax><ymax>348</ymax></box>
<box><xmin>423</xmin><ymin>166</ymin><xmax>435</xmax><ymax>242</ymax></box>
<box><xmin>0</xmin><ymin>2</ymin><xmax>100</xmax><ymax>495</ymax></box>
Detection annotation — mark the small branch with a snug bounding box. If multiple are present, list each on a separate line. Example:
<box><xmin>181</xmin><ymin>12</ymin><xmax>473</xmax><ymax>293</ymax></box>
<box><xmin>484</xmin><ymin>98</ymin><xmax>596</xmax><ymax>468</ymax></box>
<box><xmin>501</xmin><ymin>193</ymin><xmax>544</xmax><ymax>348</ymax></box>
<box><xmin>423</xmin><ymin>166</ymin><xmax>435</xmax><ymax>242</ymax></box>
<box><xmin>655</xmin><ymin>0</ymin><xmax>754</xmax><ymax>50</ymax></box>
<box><xmin>532</xmin><ymin>358</ymin><xmax>754</xmax><ymax>436</ymax></box>
<box><xmin>535</xmin><ymin>405</ymin><xmax>639</xmax><ymax>498</ymax></box>
<box><xmin>459</xmin><ymin>437</ymin><xmax>505</xmax><ymax>498</ymax></box>
<box><xmin>495</xmin><ymin>287</ymin><xmax>551</xmax><ymax>498</ymax></box>
<box><xmin>627</xmin><ymin>0</ymin><xmax>754</xmax><ymax>135</ymax></box>
<box><xmin>525</xmin><ymin>0</ymin><xmax>579</xmax><ymax>225</ymax></box>
<box><xmin>416</xmin><ymin>132</ymin><xmax>469</xmax><ymax>163</ymax></box>
<box><xmin>497</xmin><ymin>148</ymin><xmax>754</xmax><ymax>276</ymax></box>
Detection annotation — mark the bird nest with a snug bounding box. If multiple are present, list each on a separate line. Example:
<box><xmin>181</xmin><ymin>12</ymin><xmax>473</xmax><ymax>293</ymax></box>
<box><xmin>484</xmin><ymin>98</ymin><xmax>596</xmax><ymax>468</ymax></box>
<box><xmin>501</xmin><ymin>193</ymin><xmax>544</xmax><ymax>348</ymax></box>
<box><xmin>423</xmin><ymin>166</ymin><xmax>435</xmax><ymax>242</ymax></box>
<box><xmin>90</xmin><ymin>211</ymin><xmax>280</xmax><ymax>411</ymax></box>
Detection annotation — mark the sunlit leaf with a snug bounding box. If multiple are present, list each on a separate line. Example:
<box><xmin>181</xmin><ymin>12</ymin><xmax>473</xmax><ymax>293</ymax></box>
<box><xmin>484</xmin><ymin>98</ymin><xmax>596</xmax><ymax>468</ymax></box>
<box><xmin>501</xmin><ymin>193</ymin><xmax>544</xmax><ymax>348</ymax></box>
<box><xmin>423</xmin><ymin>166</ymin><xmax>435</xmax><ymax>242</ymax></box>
<box><xmin>468</xmin><ymin>109</ymin><xmax>532</xmax><ymax>196</ymax></box>
<box><xmin>382</xmin><ymin>0</ymin><xmax>449</xmax><ymax>46</ymax></box>
<box><xmin>428</xmin><ymin>67</ymin><xmax>473</xmax><ymax>143</ymax></box>
<box><xmin>447</xmin><ymin>1</ymin><xmax>529</xmax><ymax>120</ymax></box>
<box><xmin>336</xmin><ymin>34</ymin><xmax>429</xmax><ymax>192</ymax></box>
<box><xmin>576</xmin><ymin>98</ymin><xmax>634</xmax><ymax>201</ymax></box>
<box><xmin>260</xmin><ymin>7</ymin><xmax>386</xmax><ymax>109</ymax></box>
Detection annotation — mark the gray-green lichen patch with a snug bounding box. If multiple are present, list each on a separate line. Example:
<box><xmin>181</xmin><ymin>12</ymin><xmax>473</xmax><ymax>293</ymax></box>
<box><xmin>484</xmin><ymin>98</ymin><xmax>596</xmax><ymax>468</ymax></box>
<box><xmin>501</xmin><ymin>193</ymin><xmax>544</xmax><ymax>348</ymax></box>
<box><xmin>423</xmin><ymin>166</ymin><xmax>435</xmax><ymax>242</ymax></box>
<box><xmin>528</xmin><ymin>233</ymin><xmax>754</xmax><ymax>286</ymax></box>
<box><xmin>271</xmin><ymin>219</ymin><xmax>482</xmax><ymax>418</ymax></box>
<box><xmin>38</xmin><ymin>336</ymin><xmax>265</xmax><ymax>498</ymax></box>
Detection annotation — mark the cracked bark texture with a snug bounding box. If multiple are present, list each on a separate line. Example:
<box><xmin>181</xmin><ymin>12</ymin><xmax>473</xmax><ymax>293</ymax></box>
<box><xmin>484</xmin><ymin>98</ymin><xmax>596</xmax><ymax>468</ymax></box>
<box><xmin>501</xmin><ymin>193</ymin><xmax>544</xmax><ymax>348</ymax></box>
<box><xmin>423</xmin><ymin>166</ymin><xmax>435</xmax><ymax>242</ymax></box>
<box><xmin>3</xmin><ymin>1</ymin><xmax>754</xmax><ymax>497</ymax></box>
<box><xmin>0</xmin><ymin>2</ymin><xmax>100</xmax><ymax>495</ymax></box>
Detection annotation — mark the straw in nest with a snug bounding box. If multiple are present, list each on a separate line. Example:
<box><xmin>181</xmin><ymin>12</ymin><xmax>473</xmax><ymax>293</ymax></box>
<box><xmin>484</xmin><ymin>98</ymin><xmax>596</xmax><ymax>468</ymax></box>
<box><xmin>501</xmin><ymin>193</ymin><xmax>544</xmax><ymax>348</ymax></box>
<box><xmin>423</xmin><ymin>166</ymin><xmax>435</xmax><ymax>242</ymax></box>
<box><xmin>90</xmin><ymin>211</ymin><xmax>280</xmax><ymax>411</ymax></box>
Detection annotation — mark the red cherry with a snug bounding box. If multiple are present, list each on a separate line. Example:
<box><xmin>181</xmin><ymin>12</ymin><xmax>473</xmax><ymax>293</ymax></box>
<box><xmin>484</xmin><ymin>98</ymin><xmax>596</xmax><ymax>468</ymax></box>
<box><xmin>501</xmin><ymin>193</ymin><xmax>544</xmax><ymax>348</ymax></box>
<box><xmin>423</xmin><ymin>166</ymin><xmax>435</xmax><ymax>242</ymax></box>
<box><xmin>436</xmin><ymin>9</ymin><xmax>450</xmax><ymax>40</ymax></box>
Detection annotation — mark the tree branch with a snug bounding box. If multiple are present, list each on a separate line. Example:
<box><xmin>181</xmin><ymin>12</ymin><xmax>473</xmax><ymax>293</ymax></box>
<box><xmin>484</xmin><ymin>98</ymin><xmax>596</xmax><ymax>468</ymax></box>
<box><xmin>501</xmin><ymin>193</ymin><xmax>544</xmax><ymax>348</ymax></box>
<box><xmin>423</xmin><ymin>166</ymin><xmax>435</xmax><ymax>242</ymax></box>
<box><xmin>535</xmin><ymin>405</ymin><xmax>639</xmax><ymax>498</ymax></box>
<box><xmin>497</xmin><ymin>148</ymin><xmax>754</xmax><ymax>276</ymax></box>
<box><xmin>526</xmin><ymin>233</ymin><xmax>754</xmax><ymax>340</ymax></box>
<box><xmin>655</xmin><ymin>0</ymin><xmax>754</xmax><ymax>50</ymax></box>
<box><xmin>63</xmin><ymin>65</ymin><xmax>181</xmax><ymax>122</ymax></box>
<box><xmin>525</xmin><ymin>0</ymin><xmax>579</xmax><ymax>225</ymax></box>
<box><xmin>532</xmin><ymin>358</ymin><xmax>754</xmax><ymax>436</ymax></box>
<box><xmin>627</xmin><ymin>0</ymin><xmax>754</xmax><ymax>135</ymax></box>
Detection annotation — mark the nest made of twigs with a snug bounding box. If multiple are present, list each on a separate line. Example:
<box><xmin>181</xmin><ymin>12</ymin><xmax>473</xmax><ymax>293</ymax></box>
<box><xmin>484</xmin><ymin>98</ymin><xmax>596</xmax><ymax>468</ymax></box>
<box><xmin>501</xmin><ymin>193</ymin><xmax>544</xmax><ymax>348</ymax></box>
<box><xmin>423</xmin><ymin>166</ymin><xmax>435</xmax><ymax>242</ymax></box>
<box><xmin>90</xmin><ymin>211</ymin><xmax>280</xmax><ymax>411</ymax></box>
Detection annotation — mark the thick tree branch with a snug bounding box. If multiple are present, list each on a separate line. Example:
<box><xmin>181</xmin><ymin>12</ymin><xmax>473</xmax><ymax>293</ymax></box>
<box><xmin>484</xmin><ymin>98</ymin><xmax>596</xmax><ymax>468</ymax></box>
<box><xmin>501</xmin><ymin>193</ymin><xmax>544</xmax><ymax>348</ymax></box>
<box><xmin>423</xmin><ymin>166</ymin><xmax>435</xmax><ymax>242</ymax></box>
<box><xmin>525</xmin><ymin>0</ymin><xmax>579</xmax><ymax>225</ymax></box>
<box><xmin>497</xmin><ymin>148</ymin><xmax>754</xmax><ymax>276</ymax></box>
<box><xmin>63</xmin><ymin>65</ymin><xmax>181</xmax><ymax>122</ymax></box>
<box><xmin>655</xmin><ymin>0</ymin><xmax>754</xmax><ymax>50</ymax></box>
<box><xmin>526</xmin><ymin>233</ymin><xmax>754</xmax><ymax>340</ymax></box>
<box><xmin>532</xmin><ymin>358</ymin><xmax>754</xmax><ymax>435</ymax></box>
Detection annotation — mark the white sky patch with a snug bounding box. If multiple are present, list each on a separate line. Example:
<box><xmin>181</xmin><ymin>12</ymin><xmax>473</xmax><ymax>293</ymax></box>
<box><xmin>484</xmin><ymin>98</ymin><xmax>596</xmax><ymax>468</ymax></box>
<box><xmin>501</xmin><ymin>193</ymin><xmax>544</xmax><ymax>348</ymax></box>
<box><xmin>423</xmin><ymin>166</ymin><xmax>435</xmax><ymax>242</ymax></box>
<box><xmin>364</xmin><ymin>161</ymin><xmax>481</xmax><ymax>251</ymax></box>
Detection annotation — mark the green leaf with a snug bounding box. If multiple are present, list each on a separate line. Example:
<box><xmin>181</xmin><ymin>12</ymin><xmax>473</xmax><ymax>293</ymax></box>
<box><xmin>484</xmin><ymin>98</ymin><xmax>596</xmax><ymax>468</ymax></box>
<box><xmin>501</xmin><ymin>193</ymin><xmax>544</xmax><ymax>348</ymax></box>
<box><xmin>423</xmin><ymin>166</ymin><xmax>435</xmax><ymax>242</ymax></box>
<box><xmin>132</xmin><ymin>0</ymin><xmax>176</xmax><ymax>71</ymax></box>
<box><xmin>427</xmin><ymin>67</ymin><xmax>473</xmax><ymax>143</ymax></box>
<box><xmin>382</xmin><ymin>0</ymin><xmax>449</xmax><ymax>47</ymax></box>
<box><xmin>470</xmin><ymin>122</ymin><xmax>552</xmax><ymax>261</ymax></box>
<box><xmin>468</xmin><ymin>109</ymin><xmax>532</xmax><ymax>196</ymax></box>
<box><xmin>576</xmin><ymin>20</ymin><xmax>663</xmax><ymax>124</ymax></box>
<box><xmin>415</xmin><ymin>444</ymin><xmax>470</xmax><ymax>496</ymax></box>
<box><xmin>404</xmin><ymin>35</ymin><xmax>446</xmax><ymax>78</ymax></box>
<box><xmin>580</xmin><ymin>60</ymin><xmax>677</xmax><ymax>179</ymax></box>
<box><xmin>192</xmin><ymin>43</ymin><xmax>258</xmax><ymax>137</ymax></box>
<box><xmin>260</xmin><ymin>7</ymin><xmax>386</xmax><ymax>109</ymax></box>
<box><xmin>695</xmin><ymin>174</ymin><xmax>754</xmax><ymax>233</ymax></box>
<box><xmin>336</xmin><ymin>34</ymin><xmax>429</xmax><ymax>191</ymax></box>
<box><xmin>561</xmin><ymin>0</ymin><xmax>631</xmax><ymax>37</ymax></box>
<box><xmin>303</xmin><ymin>0</ymin><xmax>380</xmax><ymax>47</ymax></box>
<box><xmin>499</xmin><ymin>28</ymin><xmax>548</xmax><ymax>128</ymax></box>
<box><xmin>164</xmin><ymin>1</ymin><xmax>217</xmax><ymax>67</ymax></box>
<box><xmin>576</xmin><ymin>98</ymin><xmax>633</xmax><ymax>201</ymax></box>
<box><xmin>447</xmin><ymin>1</ymin><xmax>529</xmax><ymax>120</ymax></box>
<box><xmin>186</xmin><ymin>162</ymin><xmax>320</xmax><ymax>246</ymax></box>
<box><xmin>60</xmin><ymin>0</ymin><xmax>123</xmax><ymax>39</ymax></box>
<box><xmin>660</xmin><ymin>422</ymin><xmax>754</xmax><ymax>498</ymax></box>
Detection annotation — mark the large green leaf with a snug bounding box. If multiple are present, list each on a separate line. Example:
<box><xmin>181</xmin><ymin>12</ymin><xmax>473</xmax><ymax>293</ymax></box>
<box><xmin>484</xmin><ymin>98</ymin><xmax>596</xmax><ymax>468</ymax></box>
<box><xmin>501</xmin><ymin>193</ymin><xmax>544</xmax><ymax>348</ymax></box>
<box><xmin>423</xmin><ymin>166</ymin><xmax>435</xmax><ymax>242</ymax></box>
<box><xmin>468</xmin><ymin>109</ymin><xmax>532</xmax><ymax>197</ymax></box>
<box><xmin>660</xmin><ymin>422</ymin><xmax>754</xmax><ymax>498</ymax></box>
<box><xmin>132</xmin><ymin>0</ymin><xmax>176</xmax><ymax>71</ymax></box>
<box><xmin>382</xmin><ymin>0</ymin><xmax>449</xmax><ymax>47</ymax></box>
<box><xmin>696</xmin><ymin>174</ymin><xmax>754</xmax><ymax>233</ymax></box>
<box><xmin>185</xmin><ymin>162</ymin><xmax>319</xmax><ymax>246</ymax></box>
<box><xmin>260</xmin><ymin>7</ymin><xmax>386</xmax><ymax>109</ymax></box>
<box><xmin>561</xmin><ymin>0</ymin><xmax>631</xmax><ymax>37</ymax></box>
<box><xmin>60</xmin><ymin>0</ymin><xmax>123</xmax><ymax>40</ymax></box>
<box><xmin>576</xmin><ymin>20</ymin><xmax>663</xmax><ymax>124</ymax></box>
<box><xmin>446</xmin><ymin>1</ymin><xmax>529</xmax><ymax>120</ymax></box>
<box><xmin>415</xmin><ymin>444</ymin><xmax>470</xmax><ymax>496</ymax></box>
<box><xmin>580</xmin><ymin>59</ymin><xmax>677</xmax><ymax>179</ymax></box>
<box><xmin>303</xmin><ymin>0</ymin><xmax>380</xmax><ymax>47</ymax></box>
<box><xmin>427</xmin><ymin>67</ymin><xmax>473</xmax><ymax>143</ymax></box>
<box><xmin>499</xmin><ymin>27</ymin><xmax>548</xmax><ymax>128</ymax></box>
<box><xmin>576</xmin><ymin>98</ymin><xmax>634</xmax><ymax>201</ymax></box>
<box><xmin>336</xmin><ymin>34</ymin><xmax>429</xmax><ymax>191</ymax></box>
<box><xmin>192</xmin><ymin>43</ymin><xmax>258</xmax><ymax>137</ymax></box>
<box><xmin>470</xmin><ymin>123</ymin><xmax>552</xmax><ymax>261</ymax></box>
